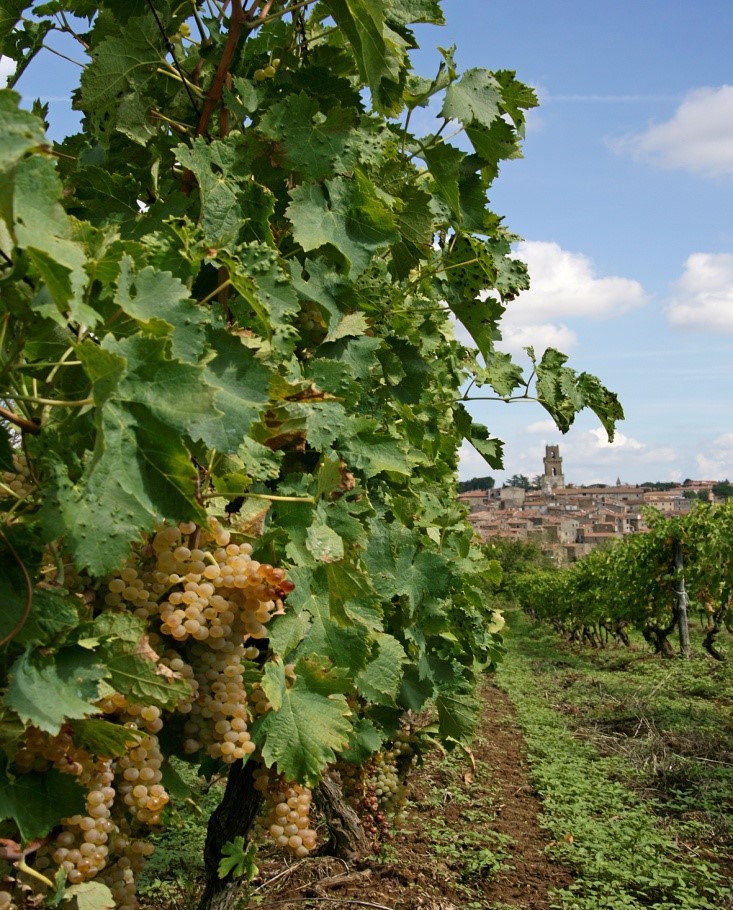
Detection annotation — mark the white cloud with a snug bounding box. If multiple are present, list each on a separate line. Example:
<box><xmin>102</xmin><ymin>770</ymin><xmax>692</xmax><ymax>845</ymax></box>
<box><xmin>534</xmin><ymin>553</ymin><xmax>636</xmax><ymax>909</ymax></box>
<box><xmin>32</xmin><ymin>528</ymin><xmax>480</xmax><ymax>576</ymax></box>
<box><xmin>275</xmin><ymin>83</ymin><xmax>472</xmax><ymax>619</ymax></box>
<box><xmin>0</xmin><ymin>56</ymin><xmax>15</xmax><ymax>87</ymax></box>
<box><xmin>451</xmin><ymin>240</ymin><xmax>646</xmax><ymax>356</ymax></box>
<box><xmin>457</xmin><ymin>441</ymin><xmax>496</xmax><ymax>482</ymax></box>
<box><xmin>587</xmin><ymin>427</ymin><xmax>645</xmax><ymax>452</ymax></box>
<box><xmin>696</xmin><ymin>433</ymin><xmax>733</xmax><ymax>479</ymax></box>
<box><xmin>666</xmin><ymin>252</ymin><xmax>733</xmax><ymax>333</ymax></box>
<box><xmin>506</xmin><ymin>241</ymin><xmax>648</xmax><ymax>323</ymax></box>
<box><xmin>524</xmin><ymin>419</ymin><xmax>558</xmax><ymax>435</ymax></box>
<box><xmin>489</xmin><ymin>241</ymin><xmax>647</xmax><ymax>357</ymax></box>
<box><xmin>498</xmin><ymin>321</ymin><xmax>577</xmax><ymax>356</ymax></box>
<box><xmin>612</xmin><ymin>85</ymin><xmax>733</xmax><ymax>179</ymax></box>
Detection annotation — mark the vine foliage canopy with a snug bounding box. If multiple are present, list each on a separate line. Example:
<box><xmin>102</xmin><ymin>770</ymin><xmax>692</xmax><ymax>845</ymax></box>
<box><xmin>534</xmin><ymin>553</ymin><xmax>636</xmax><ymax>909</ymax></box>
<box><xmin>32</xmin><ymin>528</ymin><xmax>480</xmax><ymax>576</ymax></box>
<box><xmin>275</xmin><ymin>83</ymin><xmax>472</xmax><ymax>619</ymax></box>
<box><xmin>0</xmin><ymin>1</ymin><xmax>622</xmax><ymax>907</ymax></box>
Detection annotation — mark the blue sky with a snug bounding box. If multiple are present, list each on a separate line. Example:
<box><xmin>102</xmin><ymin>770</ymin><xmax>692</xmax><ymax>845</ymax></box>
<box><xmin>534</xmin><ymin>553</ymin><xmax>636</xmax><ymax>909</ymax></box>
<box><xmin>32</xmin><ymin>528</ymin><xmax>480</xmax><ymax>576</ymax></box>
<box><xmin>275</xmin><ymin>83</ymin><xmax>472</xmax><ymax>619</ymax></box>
<box><xmin>419</xmin><ymin>1</ymin><xmax>733</xmax><ymax>486</ymax></box>
<box><xmin>4</xmin><ymin>2</ymin><xmax>733</xmax><ymax>486</ymax></box>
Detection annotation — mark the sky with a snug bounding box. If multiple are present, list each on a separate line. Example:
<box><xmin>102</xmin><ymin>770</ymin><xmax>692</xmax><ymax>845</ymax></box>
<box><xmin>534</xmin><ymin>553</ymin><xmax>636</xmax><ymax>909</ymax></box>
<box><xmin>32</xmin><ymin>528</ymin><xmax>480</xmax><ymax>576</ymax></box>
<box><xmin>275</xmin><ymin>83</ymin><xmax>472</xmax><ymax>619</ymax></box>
<box><xmin>416</xmin><ymin>1</ymin><xmax>733</xmax><ymax>486</ymax></box>
<box><xmin>3</xmin><ymin>2</ymin><xmax>733</xmax><ymax>487</ymax></box>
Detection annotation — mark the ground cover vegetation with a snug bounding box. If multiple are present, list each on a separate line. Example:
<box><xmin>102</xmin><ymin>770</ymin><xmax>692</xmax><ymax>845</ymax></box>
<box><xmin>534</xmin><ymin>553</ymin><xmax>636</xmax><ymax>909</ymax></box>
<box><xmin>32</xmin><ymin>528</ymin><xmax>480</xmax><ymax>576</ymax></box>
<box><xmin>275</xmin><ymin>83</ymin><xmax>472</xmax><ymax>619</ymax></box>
<box><xmin>500</xmin><ymin>608</ymin><xmax>733</xmax><ymax>910</ymax></box>
<box><xmin>0</xmin><ymin>2</ymin><xmax>624</xmax><ymax>909</ymax></box>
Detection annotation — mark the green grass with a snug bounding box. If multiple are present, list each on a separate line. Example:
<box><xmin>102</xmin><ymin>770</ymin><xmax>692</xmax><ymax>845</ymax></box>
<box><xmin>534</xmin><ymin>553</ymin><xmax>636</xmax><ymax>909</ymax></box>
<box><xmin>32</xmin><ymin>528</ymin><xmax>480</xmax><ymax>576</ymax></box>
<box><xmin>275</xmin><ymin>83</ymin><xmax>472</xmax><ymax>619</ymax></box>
<box><xmin>496</xmin><ymin>608</ymin><xmax>733</xmax><ymax>910</ymax></box>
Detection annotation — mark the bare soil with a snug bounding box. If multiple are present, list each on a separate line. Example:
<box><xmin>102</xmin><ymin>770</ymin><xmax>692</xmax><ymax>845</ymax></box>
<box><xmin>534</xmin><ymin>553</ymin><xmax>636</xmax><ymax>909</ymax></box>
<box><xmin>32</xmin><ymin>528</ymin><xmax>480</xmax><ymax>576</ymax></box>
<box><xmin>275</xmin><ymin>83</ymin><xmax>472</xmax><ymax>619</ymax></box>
<box><xmin>251</xmin><ymin>678</ymin><xmax>572</xmax><ymax>909</ymax></box>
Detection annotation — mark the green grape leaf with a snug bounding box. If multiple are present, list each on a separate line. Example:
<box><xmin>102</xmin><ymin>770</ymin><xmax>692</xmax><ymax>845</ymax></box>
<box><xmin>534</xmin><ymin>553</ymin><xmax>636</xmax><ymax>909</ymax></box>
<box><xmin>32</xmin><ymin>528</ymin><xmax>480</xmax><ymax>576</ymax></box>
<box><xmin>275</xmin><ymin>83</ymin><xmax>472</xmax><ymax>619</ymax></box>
<box><xmin>493</xmin><ymin>69</ymin><xmax>539</xmax><ymax>127</ymax></box>
<box><xmin>306</xmin><ymin>514</ymin><xmax>345</xmax><ymax>563</ymax></box>
<box><xmin>320</xmin><ymin>0</ymin><xmax>402</xmax><ymax>112</ymax></box>
<box><xmin>324</xmin><ymin>312</ymin><xmax>370</xmax><ymax>343</ymax></box>
<box><xmin>114</xmin><ymin>257</ymin><xmax>206</xmax><ymax>363</ymax></box>
<box><xmin>338</xmin><ymin>417</ymin><xmax>413</xmax><ymax>478</ymax></box>
<box><xmin>175</xmin><ymin>136</ymin><xmax>253</xmax><ymax>246</ymax></box>
<box><xmin>0</xmin><ymin>764</ymin><xmax>86</xmax><ymax>842</ymax></box>
<box><xmin>0</xmin><ymin>89</ymin><xmax>46</xmax><ymax>220</ymax></box>
<box><xmin>12</xmin><ymin>588</ymin><xmax>81</xmax><ymax>647</ymax></box>
<box><xmin>258</xmin><ymin>94</ymin><xmax>356</xmax><ymax>180</ymax></box>
<box><xmin>217</xmin><ymin>836</ymin><xmax>258</xmax><ymax>882</ymax></box>
<box><xmin>63</xmin><ymin>882</ymin><xmax>116</xmax><ymax>910</ymax></box>
<box><xmin>466</xmin><ymin>118</ymin><xmax>520</xmax><ymax>175</ymax></box>
<box><xmin>423</xmin><ymin>143</ymin><xmax>464</xmax><ymax>220</ymax></box>
<box><xmin>89</xmin><ymin>614</ymin><xmax>191</xmax><ymax>708</ymax></box>
<box><xmin>474</xmin><ymin>351</ymin><xmax>525</xmax><ymax>398</ymax></box>
<box><xmin>218</xmin><ymin>243</ymin><xmax>300</xmax><ymax>351</ymax></box>
<box><xmin>102</xmin><ymin>334</ymin><xmax>219</xmax><ymax>442</ymax></box>
<box><xmin>387</xmin><ymin>0</ymin><xmax>444</xmax><ymax>25</ymax></box>
<box><xmin>253</xmin><ymin>664</ymin><xmax>352</xmax><ymax>786</ymax></box>
<box><xmin>531</xmin><ymin>347</ymin><xmax>624</xmax><ymax>438</ymax></box>
<box><xmin>5</xmin><ymin>646</ymin><xmax>106</xmax><ymax>734</ymax></box>
<box><xmin>286</xmin><ymin>174</ymin><xmax>399</xmax><ymax>276</ymax></box>
<box><xmin>190</xmin><ymin>329</ymin><xmax>271</xmax><ymax>453</ymax></box>
<box><xmin>295</xmin><ymin>583</ymin><xmax>372</xmax><ymax>673</ymax></box>
<box><xmin>356</xmin><ymin>633</ymin><xmax>406</xmax><ymax>705</ymax></box>
<box><xmin>70</xmin><ymin>718</ymin><xmax>144</xmax><ymax>758</ymax></box>
<box><xmin>44</xmin><ymin>406</ymin><xmax>203</xmax><ymax>575</ymax></box>
<box><xmin>399</xmin><ymin>665</ymin><xmax>434</xmax><ymax>712</ymax></box>
<box><xmin>453</xmin><ymin>404</ymin><xmax>505</xmax><ymax>469</ymax></box>
<box><xmin>441</xmin><ymin>68</ymin><xmax>503</xmax><ymax>130</ymax></box>
<box><xmin>435</xmin><ymin>689</ymin><xmax>479</xmax><ymax>746</ymax></box>
<box><xmin>78</xmin><ymin>13</ymin><xmax>161</xmax><ymax>137</ymax></box>
<box><xmin>340</xmin><ymin>717</ymin><xmax>383</xmax><ymax>763</ymax></box>
<box><xmin>13</xmin><ymin>155</ymin><xmax>93</xmax><ymax>325</ymax></box>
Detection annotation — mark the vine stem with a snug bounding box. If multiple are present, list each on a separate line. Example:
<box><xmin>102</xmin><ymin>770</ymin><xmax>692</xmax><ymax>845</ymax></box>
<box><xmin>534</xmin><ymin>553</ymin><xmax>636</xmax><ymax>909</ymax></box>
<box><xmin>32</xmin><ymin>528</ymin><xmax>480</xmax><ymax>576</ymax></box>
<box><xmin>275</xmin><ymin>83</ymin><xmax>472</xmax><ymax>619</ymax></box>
<box><xmin>194</xmin><ymin>0</ymin><xmax>247</xmax><ymax>139</ymax></box>
<box><xmin>9</xmin><ymin>394</ymin><xmax>93</xmax><ymax>407</ymax></box>
<box><xmin>0</xmin><ymin>528</ymin><xmax>33</xmax><ymax>647</ymax></box>
<box><xmin>0</xmin><ymin>404</ymin><xmax>40</xmax><ymax>434</ymax></box>
<box><xmin>260</xmin><ymin>0</ymin><xmax>314</xmax><ymax>26</ymax></box>
<box><xmin>204</xmin><ymin>492</ymin><xmax>315</xmax><ymax>503</ymax></box>
<box><xmin>146</xmin><ymin>0</ymin><xmax>202</xmax><ymax>117</ymax></box>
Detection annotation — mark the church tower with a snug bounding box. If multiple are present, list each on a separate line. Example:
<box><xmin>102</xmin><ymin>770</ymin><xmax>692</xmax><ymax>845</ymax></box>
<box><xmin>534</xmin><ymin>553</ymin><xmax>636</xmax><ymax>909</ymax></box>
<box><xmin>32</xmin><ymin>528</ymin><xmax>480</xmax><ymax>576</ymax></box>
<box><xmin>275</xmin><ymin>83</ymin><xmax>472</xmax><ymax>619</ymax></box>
<box><xmin>542</xmin><ymin>445</ymin><xmax>564</xmax><ymax>491</ymax></box>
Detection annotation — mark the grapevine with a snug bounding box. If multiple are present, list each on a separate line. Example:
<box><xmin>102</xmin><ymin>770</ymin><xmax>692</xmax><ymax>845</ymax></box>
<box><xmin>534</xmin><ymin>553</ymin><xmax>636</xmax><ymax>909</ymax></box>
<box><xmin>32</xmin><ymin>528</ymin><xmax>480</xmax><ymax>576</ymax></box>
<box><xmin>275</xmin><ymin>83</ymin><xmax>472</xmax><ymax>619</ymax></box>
<box><xmin>514</xmin><ymin>501</ymin><xmax>733</xmax><ymax>659</ymax></box>
<box><xmin>0</xmin><ymin>1</ymin><xmax>623</xmax><ymax>907</ymax></box>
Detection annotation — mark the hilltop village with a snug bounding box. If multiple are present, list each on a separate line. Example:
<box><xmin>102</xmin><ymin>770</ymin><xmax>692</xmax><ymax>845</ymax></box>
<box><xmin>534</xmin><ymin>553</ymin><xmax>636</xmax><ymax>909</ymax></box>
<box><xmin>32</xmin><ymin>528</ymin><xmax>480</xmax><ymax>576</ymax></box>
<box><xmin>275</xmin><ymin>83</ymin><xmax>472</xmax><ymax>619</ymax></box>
<box><xmin>459</xmin><ymin>446</ymin><xmax>717</xmax><ymax>565</ymax></box>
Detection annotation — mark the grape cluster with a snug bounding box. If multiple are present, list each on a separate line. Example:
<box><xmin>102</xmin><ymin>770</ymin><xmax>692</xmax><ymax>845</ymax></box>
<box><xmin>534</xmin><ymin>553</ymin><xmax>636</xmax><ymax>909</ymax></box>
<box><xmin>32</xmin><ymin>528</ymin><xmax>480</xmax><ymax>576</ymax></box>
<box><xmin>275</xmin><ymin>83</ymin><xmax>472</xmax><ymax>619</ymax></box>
<box><xmin>16</xmin><ymin>728</ymin><xmax>156</xmax><ymax>910</ymax></box>
<box><xmin>373</xmin><ymin>734</ymin><xmax>416</xmax><ymax>825</ymax></box>
<box><xmin>254</xmin><ymin>57</ymin><xmax>280</xmax><ymax>81</ymax></box>
<box><xmin>337</xmin><ymin>762</ymin><xmax>388</xmax><ymax>843</ymax></box>
<box><xmin>0</xmin><ymin>891</ymin><xmax>17</xmax><ymax>910</ymax></box>
<box><xmin>116</xmin><ymin>734</ymin><xmax>168</xmax><ymax>825</ymax></box>
<box><xmin>254</xmin><ymin>768</ymin><xmax>318</xmax><ymax>858</ymax></box>
<box><xmin>182</xmin><ymin>641</ymin><xmax>258</xmax><ymax>762</ymax></box>
<box><xmin>7</xmin><ymin>519</ymin><xmax>299</xmax><ymax>908</ymax></box>
<box><xmin>0</xmin><ymin>452</ymin><xmax>33</xmax><ymax>500</ymax></box>
<box><xmin>339</xmin><ymin>732</ymin><xmax>417</xmax><ymax>842</ymax></box>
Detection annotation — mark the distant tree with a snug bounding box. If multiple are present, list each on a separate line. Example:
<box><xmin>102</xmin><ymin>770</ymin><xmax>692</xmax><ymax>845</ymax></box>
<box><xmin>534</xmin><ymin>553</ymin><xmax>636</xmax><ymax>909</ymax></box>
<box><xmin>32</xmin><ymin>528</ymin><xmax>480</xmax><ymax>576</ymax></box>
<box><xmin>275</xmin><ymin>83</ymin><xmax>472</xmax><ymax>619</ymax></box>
<box><xmin>506</xmin><ymin>473</ymin><xmax>532</xmax><ymax>489</ymax></box>
<box><xmin>683</xmin><ymin>490</ymin><xmax>710</xmax><ymax>502</ymax></box>
<box><xmin>485</xmin><ymin>538</ymin><xmax>554</xmax><ymax>595</ymax></box>
<box><xmin>713</xmin><ymin>480</ymin><xmax>733</xmax><ymax>500</ymax></box>
<box><xmin>458</xmin><ymin>476</ymin><xmax>495</xmax><ymax>493</ymax></box>
<box><xmin>641</xmin><ymin>481</ymin><xmax>677</xmax><ymax>491</ymax></box>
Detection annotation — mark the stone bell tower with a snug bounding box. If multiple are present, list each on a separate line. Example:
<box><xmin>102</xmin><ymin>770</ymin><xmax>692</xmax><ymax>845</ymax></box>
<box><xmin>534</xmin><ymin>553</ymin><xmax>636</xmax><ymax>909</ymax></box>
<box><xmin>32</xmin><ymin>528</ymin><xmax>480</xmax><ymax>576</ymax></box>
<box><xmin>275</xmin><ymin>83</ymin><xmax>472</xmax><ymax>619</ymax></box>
<box><xmin>542</xmin><ymin>445</ymin><xmax>564</xmax><ymax>492</ymax></box>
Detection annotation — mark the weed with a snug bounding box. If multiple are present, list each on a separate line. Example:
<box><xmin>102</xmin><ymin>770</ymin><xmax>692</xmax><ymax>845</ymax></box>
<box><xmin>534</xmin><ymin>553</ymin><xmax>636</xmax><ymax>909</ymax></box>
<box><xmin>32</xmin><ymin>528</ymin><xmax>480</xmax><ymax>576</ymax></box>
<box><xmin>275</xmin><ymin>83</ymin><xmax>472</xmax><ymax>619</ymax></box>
<box><xmin>499</xmin><ymin>608</ymin><xmax>733</xmax><ymax>910</ymax></box>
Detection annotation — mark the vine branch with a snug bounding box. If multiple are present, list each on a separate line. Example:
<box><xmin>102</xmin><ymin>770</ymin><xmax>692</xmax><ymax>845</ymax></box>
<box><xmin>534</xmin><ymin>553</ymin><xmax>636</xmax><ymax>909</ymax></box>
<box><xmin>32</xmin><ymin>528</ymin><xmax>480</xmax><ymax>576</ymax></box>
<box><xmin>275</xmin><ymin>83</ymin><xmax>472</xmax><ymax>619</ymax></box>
<box><xmin>0</xmin><ymin>404</ymin><xmax>41</xmax><ymax>435</ymax></box>
<box><xmin>145</xmin><ymin>0</ymin><xmax>202</xmax><ymax>118</ymax></box>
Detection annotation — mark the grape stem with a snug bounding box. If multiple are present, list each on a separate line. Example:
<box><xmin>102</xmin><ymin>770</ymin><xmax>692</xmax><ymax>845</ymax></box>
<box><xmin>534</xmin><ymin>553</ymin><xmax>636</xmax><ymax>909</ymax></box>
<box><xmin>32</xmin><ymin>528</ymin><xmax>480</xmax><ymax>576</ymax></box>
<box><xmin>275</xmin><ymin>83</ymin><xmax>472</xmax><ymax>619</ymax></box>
<box><xmin>14</xmin><ymin>860</ymin><xmax>54</xmax><ymax>890</ymax></box>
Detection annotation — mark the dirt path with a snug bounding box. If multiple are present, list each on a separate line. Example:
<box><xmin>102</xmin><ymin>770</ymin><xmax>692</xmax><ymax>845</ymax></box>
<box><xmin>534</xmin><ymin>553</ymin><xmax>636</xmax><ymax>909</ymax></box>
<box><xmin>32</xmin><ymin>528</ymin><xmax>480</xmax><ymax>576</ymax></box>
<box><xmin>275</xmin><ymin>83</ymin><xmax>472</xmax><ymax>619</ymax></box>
<box><xmin>254</xmin><ymin>677</ymin><xmax>572</xmax><ymax>909</ymax></box>
<box><xmin>472</xmin><ymin>679</ymin><xmax>573</xmax><ymax>908</ymax></box>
